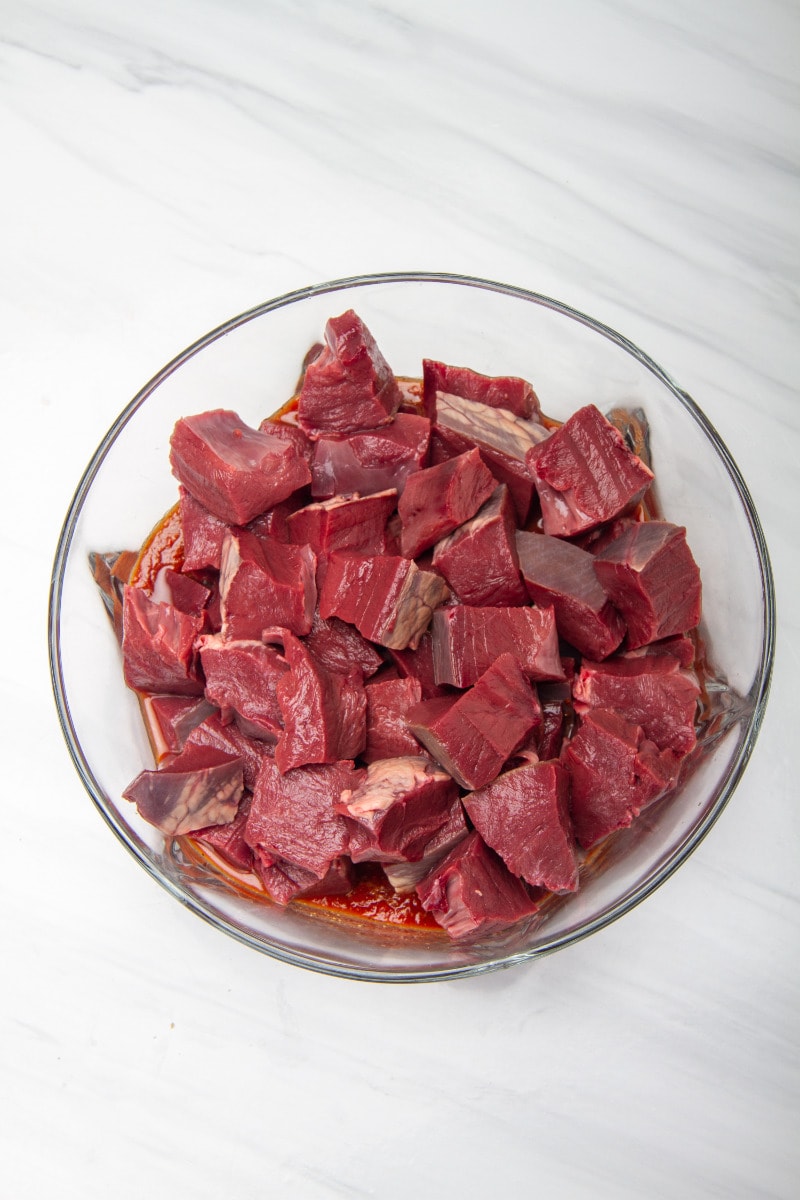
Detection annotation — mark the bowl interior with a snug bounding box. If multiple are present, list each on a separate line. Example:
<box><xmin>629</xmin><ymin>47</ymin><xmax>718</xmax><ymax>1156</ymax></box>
<box><xmin>50</xmin><ymin>273</ymin><xmax>774</xmax><ymax>981</ymax></box>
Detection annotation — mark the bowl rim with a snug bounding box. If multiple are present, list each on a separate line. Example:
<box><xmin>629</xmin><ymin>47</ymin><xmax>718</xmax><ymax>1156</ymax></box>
<box><xmin>48</xmin><ymin>270</ymin><xmax>777</xmax><ymax>983</ymax></box>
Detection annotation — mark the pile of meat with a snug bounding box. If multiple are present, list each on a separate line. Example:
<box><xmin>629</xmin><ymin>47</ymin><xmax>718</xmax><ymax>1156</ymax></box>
<box><xmin>113</xmin><ymin>309</ymin><xmax>703</xmax><ymax>941</ymax></box>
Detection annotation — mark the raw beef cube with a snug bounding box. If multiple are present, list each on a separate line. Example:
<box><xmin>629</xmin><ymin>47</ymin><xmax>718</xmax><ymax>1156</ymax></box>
<box><xmin>383</xmin><ymin>801</ymin><xmax>468</xmax><ymax>893</ymax></box>
<box><xmin>337</xmin><ymin>756</ymin><xmax>460</xmax><ymax>863</ymax></box>
<box><xmin>184</xmin><ymin>712</ymin><xmax>274</xmax><ymax>790</ymax></box>
<box><xmin>563</xmin><ymin>708</ymin><xmax>679</xmax><ymax>850</ymax></box>
<box><xmin>432</xmin><ymin>485</ymin><xmax>528</xmax><ymax>607</ymax></box>
<box><xmin>433</xmin><ymin>391</ymin><xmax>549</xmax><ymax>522</ymax></box>
<box><xmin>516</xmin><ymin>531</ymin><xmax>625</xmax><ymax>660</ymax></box>
<box><xmin>398</xmin><ymin>448</ymin><xmax>497</xmax><ymax>558</ymax></box>
<box><xmin>416</xmin><ymin>831</ymin><xmax>541</xmax><ymax>940</ymax></box>
<box><xmin>248</xmin><ymin>498</ymin><xmax>307</xmax><ymax>545</ymax></box>
<box><xmin>572</xmin><ymin>655</ymin><xmax>700</xmax><ymax>757</ymax></box>
<box><xmin>151</xmin><ymin>567</ymin><xmax>210</xmax><ymax>617</ymax></box>
<box><xmin>624</xmin><ymin>634</ymin><xmax>696</xmax><ymax>669</ymax></box>
<box><xmin>245</xmin><ymin>758</ymin><xmax>361</xmax><ymax>880</ymax></box>
<box><xmin>422</xmin><ymin>359</ymin><xmax>539</xmax><ymax>420</ymax></box>
<box><xmin>252</xmin><ymin>853</ymin><xmax>353</xmax><ymax>906</ymax></box>
<box><xmin>526</xmin><ymin>404</ymin><xmax>654</xmax><ymax>537</ymax></box>
<box><xmin>407</xmin><ymin>653</ymin><xmax>541</xmax><ymax>790</ymax></box>
<box><xmin>122</xmin><ymin>585</ymin><xmax>205</xmax><ymax>697</ymax></box>
<box><xmin>170</xmin><ymin>408</ymin><xmax>311</xmax><ymax>525</ymax></box>
<box><xmin>593</xmin><ymin>521</ymin><xmax>702</xmax><ymax>649</ymax></box>
<box><xmin>122</xmin><ymin>742</ymin><xmax>244</xmax><ymax>836</ymax></box>
<box><xmin>387</xmin><ymin>631</ymin><xmax>451</xmax><ymax>699</ymax></box>
<box><xmin>431</xmin><ymin>605</ymin><xmax>565</xmax><ymax>688</ymax></box>
<box><xmin>266</xmin><ymin>629</ymin><xmax>367</xmax><ymax>773</ymax></box>
<box><xmin>257</xmin><ymin>417</ymin><xmax>313</xmax><ymax>464</ymax></box>
<box><xmin>319</xmin><ymin>552</ymin><xmax>450</xmax><ymax>651</ymax></box>
<box><xmin>311</xmin><ymin>413</ymin><xmax>431</xmax><ymax>499</ymax></box>
<box><xmin>364</xmin><ymin>677</ymin><xmax>426</xmax><ymax>762</ymax></box>
<box><xmin>141</xmin><ymin>694</ymin><xmax>217</xmax><ymax>761</ymax></box>
<box><xmin>286</xmin><ymin>489</ymin><xmax>397</xmax><ymax>556</ymax></box>
<box><xmin>179</xmin><ymin>487</ymin><xmax>231</xmax><ymax>572</ymax></box>
<box><xmin>297</xmin><ymin>310</ymin><xmax>402</xmax><ymax>437</ymax></box>
<box><xmin>463</xmin><ymin>761</ymin><xmax>578</xmax><ymax>893</ymax></box>
<box><xmin>198</xmin><ymin>634</ymin><xmax>288</xmax><ymax>742</ymax></box>
<box><xmin>194</xmin><ymin>792</ymin><xmax>255</xmax><ymax>872</ymax></box>
<box><xmin>220</xmin><ymin>529</ymin><xmax>316</xmax><ymax>639</ymax></box>
<box><xmin>305</xmin><ymin>611</ymin><xmax>384</xmax><ymax>679</ymax></box>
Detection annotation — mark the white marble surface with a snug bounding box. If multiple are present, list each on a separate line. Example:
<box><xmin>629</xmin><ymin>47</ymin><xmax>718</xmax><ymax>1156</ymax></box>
<box><xmin>2</xmin><ymin>1</ymin><xmax>798</xmax><ymax>1196</ymax></box>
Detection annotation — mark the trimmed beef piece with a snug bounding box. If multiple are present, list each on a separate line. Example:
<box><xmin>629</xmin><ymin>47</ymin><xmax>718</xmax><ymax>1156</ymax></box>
<box><xmin>194</xmin><ymin>792</ymin><xmax>255</xmax><ymax>872</ymax></box>
<box><xmin>575</xmin><ymin>515</ymin><xmax>640</xmax><ymax>556</ymax></box>
<box><xmin>625</xmin><ymin>633</ymin><xmax>696</xmax><ymax>669</ymax></box>
<box><xmin>364</xmin><ymin>676</ymin><xmax>426</xmax><ymax>762</ymax></box>
<box><xmin>337</xmin><ymin>756</ymin><xmax>460</xmax><ymax>863</ymax></box>
<box><xmin>220</xmin><ymin>529</ymin><xmax>316</xmax><ymax>639</ymax></box>
<box><xmin>184</xmin><ymin>712</ymin><xmax>274</xmax><ymax>791</ymax></box>
<box><xmin>432</xmin><ymin>391</ymin><xmax>549</xmax><ymax>523</ymax></box>
<box><xmin>296</xmin><ymin>310</ymin><xmax>402</xmax><ymax>437</ymax></box>
<box><xmin>122</xmin><ymin>585</ymin><xmax>205</xmax><ymax>697</ymax></box>
<box><xmin>422</xmin><ymin>359</ymin><xmax>539</xmax><ymax>420</ymax></box>
<box><xmin>141</xmin><ymin>694</ymin><xmax>217</xmax><ymax>761</ymax></box>
<box><xmin>248</xmin><ymin>499</ymin><xmax>306</xmax><ymax>545</ymax></box>
<box><xmin>407</xmin><ymin>653</ymin><xmax>541</xmax><ymax>790</ymax></box>
<box><xmin>319</xmin><ymin>551</ymin><xmax>450</xmax><ymax>651</ymax></box>
<box><xmin>311</xmin><ymin>413</ymin><xmax>431</xmax><ymax>499</ymax></box>
<box><xmin>593</xmin><ymin>521</ymin><xmax>702</xmax><ymax>650</ymax></box>
<box><xmin>383</xmin><ymin>801</ymin><xmax>469</xmax><ymax>893</ymax></box>
<box><xmin>526</xmin><ymin>404</ymin><xmax>654</xmax><ymax>537</ymax></box>
<box><xmin>266</xmin><ymin>629</ymin><xmax>367</xmax><ymax>773</ymax></box>
<box><xmin>431</xmin><ymin>485</ymin><xmax>528</xmax><ymax>607</ymax></box>
<box><xmin>398</xmin><ymin>448</ymin><xmax>497</xmax><ymax>559</ymax></box>
<box><xmin>463</xmin><ymin>761</ymin><xmax>579</xmax><ymax>893</ymax></box>
<box><xmin>563</xmin><ymin>708</ymin><xmax>679</xmax><ymax>850</ymax></box>
<box><xmin>387</xmin><ymin>631</ymin><xmax>451</xmax><ymax>699</ymax></box>
<box><xmin>572</xmin><ymin>655</ymin><xmax>700</xmax><ymax>757</ymax></box>
<box><xmin>151</xmin><ymin>567</ymin><xmax>210</xmax><ymax>617</ymax></box>
<box><xmin>122</xmin><ymin>742</ymin><xmax>244</xmax><ymax>836</ymax></box>
<box><xmin>245</xmin><ymin>758</ymin><xmax>361</xmax><ymax>880</ymax></box>
<box><xmin>198</xmin><ymin>634</ymin><xmax>288</xmax><ymax>742</ymax></box>
<box><xmin>252</xmin><ymin>853</ymin><xmax>354</xmax><ymax>906</ymax></box>
<box><xmin>257</xmin><ymin>417</ymin><xmax>313</xmax><ymax>465</ymax></box>
<box><xmin>416</xmin><ymin>831</ymin><xmax>541</xmax><ymax>940</ymax></box>
<box><xmin>516</xmin><ymin>531</ymin><xmax>625</xmax><ymax>660</ymax></box>
<box><xmin>431</xmin><ymin>605</ymin><xmax>565</xmax><ymax>688</ymax></box>
<box><xmin>305</xmin><ymin>611</ymin><xmax>384</xmax><ymax>679</ymax></box>
<box><xmin>179</xmin><ymin>486</ymin><xmax>229</xmax><ymax>572</ymax></box>
<box><xmin>286</xmin><ymin>490</ymin><xmax>397</xmax><ymax>556</ymax></box>
<box><xmin>170</xmin><ymin>408</ymin><xmax>311</xmax><ymax>525</ymax></box>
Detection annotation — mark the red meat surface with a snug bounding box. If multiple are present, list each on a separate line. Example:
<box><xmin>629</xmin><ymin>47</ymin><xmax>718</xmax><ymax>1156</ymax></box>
<box><xmin>431</xmin><ymin>485</ymin><xmax>527</xmax><ymax>607</ymax></box>
<box><xmin>572</xmin><ymin>655</ymin><xmax>700</xmax><ymax>757</ymax></box>
<box><xmin>382</xmin><ymin>801</ymin><xmax>468</xmax><ymax>893</ymax></box>
<box><xmin>337</xmin><ymin>756</ymin><xmax>459</xmax><ymax>863</ymax></box>
<box><xmin>364</xmin><ymin>676</ymin><xmax>426</xmax><ymax>762</ymax></box>
<box><xmin>121</xmin><ymin>585</ymin><xmax>205</xmax><ymax>697</ymax></box>
<box><xmin>422</xmin><ymin>359</ymin><xmax>540</xmax><ymax>420</ymax></box>
<box><xmin>123</xmin><ymin>742</ymin><xmax>244</xmax><ymax>837</ymax></box>
<box><xmin>219</xmin><ymin>529</ymin><xmax>317</xmax><ymax>639</ymax></box>
<box><xmin>431</xmin><ymin>604</ymin><xmax>565</xmax><ymax>688</ymax></box>
<box><xmin>398</xmin><ymin>448</ymin><xmax>497</xmax><ymax>558</ymax></box>
<box><xmin>304</xmin><ymin>611</ymin><xmax>384</xmax><ymax>679</ymax></box>
<box><xmin>319</xmin><ymin>551</ymin><xmax>450</xmax><ymax>651</ymax></box>
<box><xmin>183</xmin><ymin>712</ymin><xmax>275</xmax><ymax>791</ymax></box>
<box><xmin>198</xmin><ymin>634</ymin><xmax>288</xmax><ymax>742</ymax></box>
<box><xmin>310</xmin><ymin>412</ymin><xmax>431</xmax><ymax>499</ymax></box>
<box><xmin>179</xmin><ymin>486</ymin><xmax>230</xmax><ymax>572</ymax></box>
<box><xmin>286</xmin><ymin>489</ymin><xmax>396</xmax><ymax>556</ymax></box>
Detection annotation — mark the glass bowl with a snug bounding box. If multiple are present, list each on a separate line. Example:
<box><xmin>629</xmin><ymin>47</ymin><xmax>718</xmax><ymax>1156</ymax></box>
<box><xmin>49</xmin><ymin>272</ymin><xmax>775</xmax><ymax>982</ymax></box>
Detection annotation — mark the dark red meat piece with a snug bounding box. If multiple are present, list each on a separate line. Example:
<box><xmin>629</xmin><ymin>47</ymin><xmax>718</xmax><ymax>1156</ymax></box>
<box><xmin>337</xmin><ymin>756</ymin><xmax>460</xmax><ymax>863</ymax></box>
<box><xmin>297</xmin><ymin>310</ymin><xmax>402</xmax><ymax>437</ymax></box>
<box><xmin>432</xmin><ymin>485</ymin><xmax>527</xmax><ymax>607</ymax></box>
<box><xmin>194</xmin><ymin>792</ymin><xmax>255</xmax><ymax>872</ymax></box>
<box><xmin>526</xmin><ymin>404</ymin><xmax>654</xmax><ymax>537</ymax></box>
<box><xmin>286</xmin><ymin>489</ymin><xmax>397</xmax><ymax>556</ymax></box>
<box><xmin>121</xmin><ymin>585</ymin><xmax>205</xmax><ymax>697</ymax></box>
<box><xmin>563</xmin><ymin>708</ymin><xmax>679</xmax><ymax>850</ymax></box>
<box><xmin>198</xmin><ymin>634</ymin><xmax>288</xmax><ymax>742</ymax></box>
<box><xmin>179</xmin><ymin>486</ymin><xmax>230</xmax><ymax>572</ymax></box>
<box><xmin>416</xmin><ymin>831</ymin><xmax>541</xmax><ymax>940</ymax></box>
<box><xmin>219</xmin><ymin>529</ymin><xmax>316</xmax><ymax>639</ymax></box>
<box><xmin>170</xmin><ymin>408</ymin><xmax>311</xmax><ymax>525</ymax></box>
<box><xmin>387</xmin><ymin>630</ymin><xmax>451</xmax><ymax>699</ymax></box>
<box><xmin>383</xmin><ymin>801</ymin><xmax>468</xmax><ymax>893</ymax></box>
<box><xmin>122</xmin><ymin>742</ymin><xmax>244</xmax><ymax>836</ymax></box>
<box><xmin>252</xmin><ymin>853</ymin><xmax>354</xmax><ymax>906</ymax></box>
<box><xmin>183</xmin><ymin>712</ymin><xmax>274</xmax><ymax>790</ymax></box>
<box><xmin>257</xmin><ymin>417</ymin><xmax>313</xmax><ymax>465</ymax></box>
<box><xmin>151</xmin><ymin>567</ymin><xmax>210</xmax><ymax>617</ymax></box>
<box><xmin>516</xmin><ymin>531</ymin><xmax>625</xmax><ymax>660</ymax></box>
<box><xmin>463</xmin><ymin>761</ymin><xmax>578</xmax><ymax>893</ymax></box>
<box><xmin>407</xmin><ymin>653</ymin><xmax>541</xmax><ymax>790</ymax></box>
<box><xmin>364</xmin><ymin>676</ymin><xmax>426</xmax><ymax>762</ymax></box>
<box><xmin>431</xmin><ymin>604</ymin><xmax>565</xmax><ymax>688</ymax></box>
<box><xmin>572</xmin><ymin>655</ymin><xmax>700</xmax><ymax>757</ymax></box>
<box><xmin>304</xmin><ymin>611</ymin><xmax>384</xmax><ymax>679</ymax></box>
<box><xmin>398</xmin><ymin>448</ymin><xmax>497</xmax><ymax>558</ymax></box>
<box><xmin>311</xmin><ymin>413</ymin><xmax>431</xmax><ymax>499</ymax></box>
<box><xmin>141</xmin><ymin>694</ymin><xmax>217</xmax><ymax>761</ymax></box>
<box><xmin>422</xmin><ymin>359</ymin><xmax>539</xmax><ymax>420</ymax></box>
<box><xmin>319</xmin><ymin>551</ymin><xmax>450</xmax><ymax>651</ymax></box>
<box><xmin>593</xmin><ymin>521</ymin><xmax>702</xmax><ymax>649</ymax></box>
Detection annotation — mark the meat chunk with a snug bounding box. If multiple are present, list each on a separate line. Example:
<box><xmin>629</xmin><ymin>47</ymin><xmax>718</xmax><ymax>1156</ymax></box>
<box><xmin>122</xmin><ymin>742</ymin><xmax>244</xmax><ymax>836</ymax></box>
<box><xmin>364</xmin><ymin>676</ymin><xmax>426</xmax><ymax>762</ymax></box>
<box><xmin>432</xmin><ymin>485</ymin><xmax>527</xmax><ymax>607</ymax></box>
<box><xmin>183</xmin><ymin>712</ymin><xmax>275</xmax><ymax>791</ymax></box>
<box><xmin>121</xmin><ymin>585</ymin><xmax>205</xmax><ymax>697</ymax></box>
<box><xmin>252</xmin><ymin>854</ymin><xmax>354</xmax><ymax>906</ymax></box>
<box><xmin>311</xmin><ymin>413</ymin><xmax>431</xmax><ymax>499</ymax></box>
<box><xmin>141</xmin><ymin>694</ymin><xmax>217</xmax><ymax>761</ymax></box>
<box><xmin>297</xmin><ymin>310</ymin><xmax>402</xmax><ymax>437</ymax></box>
<box><xmin>319</xmin><ymin>551</ymin><xmax>450</xmax><ymax>651</ymax></box>
<box><xmin>398</xmin><ymin>449</ymin><xmax>496</xmax><ymax>559</ymax></box>
<box><xmin>572</xmin><ymin>655</ymin><xmax>700</xmax><ymax>757</ymax></box>
<box><xmin>431</xmin><ymin>605</ymin><xmax>565</xmax><ymax>688</ymax></box>
<box><xmin>563</xmin><ymin>708</ymin><xmax>679</xmax><ymax>850</ymax></box>
<box><xmin>593</xmin><ymin>521</ymin><xmax>702</xmax><ymax>649</ymax></box>
<box><xmin>179</xmin><ymin>486</ymin><xmax>230</xmax><ymax>572</ymax></box>
<box><xmin>337</xmin><ymin>756</ymin><xmax>459</xmax><ymax>863</ymax></box>
<box><xmin>422</xmin><ymin>359</ymin><xmax>540</xmax><ymax>420</ymax></box>
<box><xmin>526</xmin><ymin>404</ymin><xmax>653</xmax><ymax>537</ymax></box>
<box><xmin>304</xmin><ymin>611</ymin><xmax>384</xmax><ymax>679</ymax></box>
<box><xmin>151</xmin><ymin>567</ymin><xmax>210</xmax><ymax>618</ymax></box>
<box><xmin>194</xmin><ymin>792</ymin><xmax>255</xmax><ymax>872</ymax></box>
<box><xmin>219</xmin><ymin>529</ymin><xmax>316</xmax><ymax>639</ymax></box>
<box><xmin>387</xmin><ymin>630</ymin><xmax>452</xmax><ymax>699</ymax></box>
<box><xmin>383</xmin><ymin>801</ymin><xmax>469</xmax><ymax>893</ymax></box>
<box><xmin>416</xmin><ymin>832</ymin><xmax>540</xmax><ymax>940</ymax></box>
<box><xmin>516</xmin><ymin>531</ymin><xmax>625</xmax><ymax>660</ymax></box>
<box><xmin>286</xmin><ymin>490</ymin><xmax>397</xmax><ymax>556</ymax></box>
<box><xmin>198</xmin><ymin>634</ymin><xmax>288</xmax><ymax>742</ymax></box>
<box><xmin>407</xmin><ymin>653</ymin><xmax>541</xmax><ymax>790</ymax></box>
<box><xmin>170</xmin><ymin>409</ymin><xmax>311</xmax><ymax>525</ymax></box>
<box><xmin>463</xmin><ymin>761</ymin><xmax>579</xmax><ymax>893</ymax></box>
